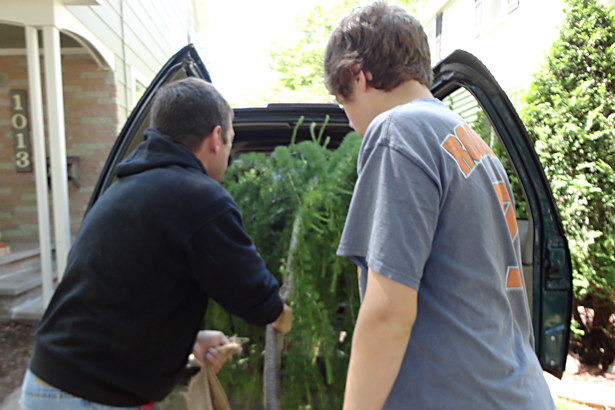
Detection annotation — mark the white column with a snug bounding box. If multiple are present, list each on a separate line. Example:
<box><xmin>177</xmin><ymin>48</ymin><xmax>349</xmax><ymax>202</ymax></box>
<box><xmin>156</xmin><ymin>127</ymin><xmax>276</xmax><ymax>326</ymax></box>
<box><xmin>25</xmin><ymin>26</ymin><xmax>54</xmax><ymax>307</ymax></box>
<box><xmin>43</xmin><ymin>25</ymin><xmax>71</xmax><ymax>280</ymax></box>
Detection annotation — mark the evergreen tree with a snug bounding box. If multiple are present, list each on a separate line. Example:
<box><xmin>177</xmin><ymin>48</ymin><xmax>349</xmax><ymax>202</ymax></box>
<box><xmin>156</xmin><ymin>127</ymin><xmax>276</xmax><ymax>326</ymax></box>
<box><xmin>522</xmin><ymin>0</ymin><xmax>615</xmax><ymax>371</ymax></box>
<box><xmin>205</xmin><ymin>122</ymin><xmax>362</xmax><ymax>409</ymax></box>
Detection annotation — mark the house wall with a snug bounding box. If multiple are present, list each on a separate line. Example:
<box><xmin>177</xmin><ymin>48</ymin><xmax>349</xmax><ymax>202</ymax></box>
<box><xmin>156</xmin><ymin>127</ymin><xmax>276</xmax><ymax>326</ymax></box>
<box><xmin>421</xmin><ymin>0</ymin><xmax>566</xmax><ymax>102</ymax></box>
<box><xmin>0</xmin><ymin>0</ymin><xmax>200</xmax><ymax>243</ymax></box>
<box><xmin>0</xmin><ymin>53</ymin><xmax>119</xmax><ymax>242</ymax></box>
<box><xmin>66</xmin><ymin>0</ymin><xmax>194</xmax><ymax>124</ymax></box>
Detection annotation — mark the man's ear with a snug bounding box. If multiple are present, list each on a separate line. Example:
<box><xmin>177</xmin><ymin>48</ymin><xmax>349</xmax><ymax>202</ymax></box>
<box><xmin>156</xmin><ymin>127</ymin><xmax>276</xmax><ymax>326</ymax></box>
<box><xmin>204</xmin><ymin>125</ymin><xmax>223</xmax><ymax>154</ymax></box>
<box><xmin>354</xmin><ymin>69</ymin><xmax>373</xmax><ymax>92</ymax></box>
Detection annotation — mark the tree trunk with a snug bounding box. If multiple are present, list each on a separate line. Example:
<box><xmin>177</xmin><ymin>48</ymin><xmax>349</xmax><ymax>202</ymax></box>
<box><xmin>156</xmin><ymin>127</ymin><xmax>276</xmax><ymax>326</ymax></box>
<box><xmin>570</xmin><ymin>295</ymin><xmax>615</xmax><ymax>373</ymax></box>
<box><xmin>263</xmin><ymin>215</ymin><xmax>302</xmax><ymax>409</ymax></box>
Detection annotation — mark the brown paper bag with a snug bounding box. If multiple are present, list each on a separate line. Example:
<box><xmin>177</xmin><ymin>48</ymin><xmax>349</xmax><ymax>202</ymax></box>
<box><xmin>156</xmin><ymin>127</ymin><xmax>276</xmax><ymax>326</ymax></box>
<box><xmin>183</xmin><ymin>343</ymin><xmax>243</xmax><ymax>410</ymax></box>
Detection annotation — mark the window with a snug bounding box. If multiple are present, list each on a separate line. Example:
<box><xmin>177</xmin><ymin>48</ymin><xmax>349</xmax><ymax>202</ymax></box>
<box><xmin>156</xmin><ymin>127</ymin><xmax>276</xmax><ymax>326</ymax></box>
<box><xmin>475</xmin><ymin>0</ymin><xmax>519</xmax><ymax>36</ymax></box>
<box><xmin>443</xmin><ymin>86</ymin><xmax>531</xmax><ymax>311</ymax></box>
<box><xmin>135</xmin><ymin>80</ymin><xmax>146</xmax><ymax>105</ymax></box>
<box><xmin>442</xmin><ymin>87</ymin><xmax>527</xmax><ymax>220</ymax></box>
<box><xmin>128</xmin><ymin>66</ymin><xmax>148</xmax><ymax>110</ymax></box>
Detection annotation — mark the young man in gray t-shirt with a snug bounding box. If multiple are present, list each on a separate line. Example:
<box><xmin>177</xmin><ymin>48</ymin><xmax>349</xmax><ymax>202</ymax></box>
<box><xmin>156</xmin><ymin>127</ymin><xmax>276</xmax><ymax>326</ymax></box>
<box><xmin>324</xmin><ymin>2</ymin><xmax>554</xmax><ymax>409</ymax></box>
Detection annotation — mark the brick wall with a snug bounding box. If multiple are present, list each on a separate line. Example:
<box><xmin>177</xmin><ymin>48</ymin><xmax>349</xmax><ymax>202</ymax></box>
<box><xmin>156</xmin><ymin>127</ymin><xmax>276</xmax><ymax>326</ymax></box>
<box><xmin>0</xmin><ymin>53</ymin><xmax>120</xmax><ymax>243</ymax></box>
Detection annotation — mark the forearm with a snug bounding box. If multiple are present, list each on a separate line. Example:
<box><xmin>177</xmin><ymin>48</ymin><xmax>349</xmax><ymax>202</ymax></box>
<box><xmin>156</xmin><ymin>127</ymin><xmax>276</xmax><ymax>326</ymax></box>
<box><xmin>343</xmin><ymin>268</ymin><xmax>417</xmax><ymax>410</ymax></box>
<box><xmin>343</xmin><ymin>308</ymin><xmax>413</xmax><ymax>410</ymax></box>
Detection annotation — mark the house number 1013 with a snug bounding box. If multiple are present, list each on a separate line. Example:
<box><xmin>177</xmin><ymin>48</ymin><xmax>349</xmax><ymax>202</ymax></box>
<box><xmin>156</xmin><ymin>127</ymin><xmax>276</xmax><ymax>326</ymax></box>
<box><xmin>10</xmin><ymin>90</ymin><xmax>32</xmax><ymax>172</ymax></box>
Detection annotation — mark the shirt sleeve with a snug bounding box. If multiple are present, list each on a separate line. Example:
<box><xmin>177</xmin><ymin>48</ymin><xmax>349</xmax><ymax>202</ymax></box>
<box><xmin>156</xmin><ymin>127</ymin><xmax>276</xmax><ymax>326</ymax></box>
<box><xmin>186</xmin><ymin>206</ymin><xmax>284</xmax><ymax>326</ymax></box>
<box><xmin>337</xmin><ymin>143</ymin><xmax>440</xmax><ymax>291</ymax></box>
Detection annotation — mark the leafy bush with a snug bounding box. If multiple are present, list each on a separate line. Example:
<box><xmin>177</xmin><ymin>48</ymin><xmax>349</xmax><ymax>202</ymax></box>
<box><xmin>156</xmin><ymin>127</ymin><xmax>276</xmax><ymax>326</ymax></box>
<box><xmin>205</xmin><ymin>119</ymin><xmax>362</xmax><ymax>409</ymax></box>
<box><xmin>521</xmin><ymin>0</ymin><xmax>615</xmax><ymax>371</ymax></box>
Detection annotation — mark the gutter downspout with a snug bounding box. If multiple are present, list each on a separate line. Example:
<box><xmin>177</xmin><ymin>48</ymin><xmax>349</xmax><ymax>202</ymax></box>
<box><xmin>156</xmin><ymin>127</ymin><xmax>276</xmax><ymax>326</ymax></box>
<box><xmin>43</xmin><ymin>25</ymin><xmax>71</xmax><ymax>280</ymax></box>
<box><xmin>25</xmin><ymin>26</ymin><xmax>54</xmax><ymax>307</ymax></box>
<box><xmin>120</xmin><ymin>0</ymin><xmax>129</xmax><ymax>119</ymax></box>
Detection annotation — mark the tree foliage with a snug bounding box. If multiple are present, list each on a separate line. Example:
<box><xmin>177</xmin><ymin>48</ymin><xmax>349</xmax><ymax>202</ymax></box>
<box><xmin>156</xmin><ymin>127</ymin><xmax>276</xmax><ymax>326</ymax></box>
<box><xmin>256</xmin><ymin>0</ymin><xmax>426</xmax><ymax>104</ymax></box>
<box><xmin>204</xmin><ymin>122</ymin><xmax>362</xmax><ymax>409</ymax></box>
<box><xmin>521</xmin><ymin>0</ymin><xmax>615</xmax><ymax>371</ymax></box>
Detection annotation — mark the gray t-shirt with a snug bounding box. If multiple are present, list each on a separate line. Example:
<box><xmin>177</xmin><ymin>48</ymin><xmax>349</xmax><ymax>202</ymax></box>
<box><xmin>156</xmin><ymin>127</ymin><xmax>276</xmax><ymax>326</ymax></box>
<box><xmin>337</xmin><ymin>98</ymin><xmax>554</xmax><ymax>409</ymax></box>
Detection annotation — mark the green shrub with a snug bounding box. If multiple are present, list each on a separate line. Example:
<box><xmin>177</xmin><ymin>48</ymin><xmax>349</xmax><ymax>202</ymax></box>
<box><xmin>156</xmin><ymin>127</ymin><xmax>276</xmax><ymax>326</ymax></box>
<box><xmin>521</xmin><ymin>0</ymin><xmax>615</xmax><ymax>371</ymax></box>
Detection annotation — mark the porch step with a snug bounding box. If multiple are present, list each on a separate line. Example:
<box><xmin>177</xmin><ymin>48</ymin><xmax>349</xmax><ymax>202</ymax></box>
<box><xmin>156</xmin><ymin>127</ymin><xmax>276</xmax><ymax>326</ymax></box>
<box><xmin>0</xmin><ymin>265</ymin><xmax>55</xmax><ymax>296</ymax></box>
<box><xmin>0</xmin><ymin>243</ymin><xmax>56</xmax><ymax>323</ymax></box>
<box><xmin>0</xmin><ymin>243</ymin><xmax>41</xmax><ymax>277</ymax></box>
<box><xmin>11</xmin><ymin>295</ymin><xmax>46</xmax><ymax>323</ymax></box>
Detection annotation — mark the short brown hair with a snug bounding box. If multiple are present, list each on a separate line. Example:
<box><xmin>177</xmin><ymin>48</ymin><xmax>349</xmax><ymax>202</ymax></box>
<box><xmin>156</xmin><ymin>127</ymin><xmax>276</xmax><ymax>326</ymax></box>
<box><xmin>150</xmin><ymin>77</ymin><xmax>233</xmax><ymax>151</ymax></box>
<box><xmin>324</xmin><ymin>1</ymin><xmax>433</xmax><ymax>98</ymax></box>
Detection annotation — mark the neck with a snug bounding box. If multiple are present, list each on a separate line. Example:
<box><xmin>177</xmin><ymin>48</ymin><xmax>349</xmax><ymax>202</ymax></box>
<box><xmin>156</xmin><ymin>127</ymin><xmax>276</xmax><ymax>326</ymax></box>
<box><xmin>373</xmin><ymin>80</ymin><xmax>434</xmax><ymax>114</ymax></box>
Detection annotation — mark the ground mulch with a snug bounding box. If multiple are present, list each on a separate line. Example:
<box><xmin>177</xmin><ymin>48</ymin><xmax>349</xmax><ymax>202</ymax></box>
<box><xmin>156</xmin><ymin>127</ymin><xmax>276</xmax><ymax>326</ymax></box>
<box><xmin>562</xmin><ymin>352</ymin><xmax>615</xmax><ymax>388</ymax></box>
<box><xmin>0</xmin><ymin>320</ymin><xmax>35</xmax><ymax>404</ymax></box>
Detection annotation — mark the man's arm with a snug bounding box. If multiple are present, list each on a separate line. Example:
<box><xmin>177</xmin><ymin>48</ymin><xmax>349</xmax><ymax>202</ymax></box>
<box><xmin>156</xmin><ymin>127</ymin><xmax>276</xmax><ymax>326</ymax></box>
<box><xmin>188</xmin><ymin>207</ymin><xmax>285</xmax><ymax>327</ymax></box>
<box><xmin>271</xmin><ymin>303</ymin><xmax>293</xmax><ymax>335</ymax></box>
<box><xmin>343</xmin><ymin>267</ymin><xmax>418</xmax><ymax>410</ymax></box>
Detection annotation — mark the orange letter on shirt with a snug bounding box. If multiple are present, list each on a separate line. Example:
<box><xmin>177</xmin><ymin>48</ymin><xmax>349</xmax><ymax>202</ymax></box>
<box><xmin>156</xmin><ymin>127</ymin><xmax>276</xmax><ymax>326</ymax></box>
<box><xmin>493</xmin><ymin>182</ymin><xmax>518</xmax><ymax>240</ymax></box>
<box><xmin>464</xmin><ymin>124</ymin><xmax>495</xmax><ymax>157</ymax></box>
<box><xmin>494</xmin><ymin>182</ymin><xmax>522</xmax><ymax>287</ymax></box>
<box><xmin>507</xmin><ymin>268</ymin><xmax>523</xmax><ymax>288</ymax></box>
<box><xmin>442</xmin><ymin>136</ymin><xmax>475</xmax><ymax>176</ymax></box>
<box><xmin>456</xmin><ymin>126</ymin><xmax>481</xmax><ymax>161</ymax></box>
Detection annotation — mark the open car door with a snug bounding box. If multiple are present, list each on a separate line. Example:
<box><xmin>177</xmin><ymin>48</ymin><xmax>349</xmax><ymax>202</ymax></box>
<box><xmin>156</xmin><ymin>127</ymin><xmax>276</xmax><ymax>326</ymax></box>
<box><xmin>85</xmin><ymin>45</ymin><xmax>210</xmax><ymax>212</ymax></box>
<box><xmin>431</xmin><ymin>50</ymin><xmax>573</xmax><ymax>378</ymax></box>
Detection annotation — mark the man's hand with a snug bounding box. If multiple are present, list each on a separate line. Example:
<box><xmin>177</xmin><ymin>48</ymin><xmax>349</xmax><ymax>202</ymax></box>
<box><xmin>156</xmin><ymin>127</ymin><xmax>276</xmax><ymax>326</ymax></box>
<box><xmin>192</xmin><ymin>330</ymin><xmax>231</xmax><ymax>373</ymax></box>
<box><xmin>271</xmin><ymin>303</ymin><xmax>293</xmax><ymax>335</ymax></box>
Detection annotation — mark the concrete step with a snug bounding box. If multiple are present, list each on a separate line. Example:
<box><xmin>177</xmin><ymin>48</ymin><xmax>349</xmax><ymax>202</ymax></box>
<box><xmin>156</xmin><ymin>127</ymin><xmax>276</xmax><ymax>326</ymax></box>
<box><xmin>0</xmin><ymin>243</ymin><xmax>56</xmax><ymax>322</ymax></box>
<box><xmin>0</xmin><ymin>265</ymin><xmax>56</xmax><ymax>296</ymax></box>
<box><xmin>0</xmin><ymin>243</ymin><xmax>42</xmax><ymax>278</ymax></box>
<box><xmin>11</xmin><ymin>295</ymin><xmax>46</xmax><ymax>323</ymax></box>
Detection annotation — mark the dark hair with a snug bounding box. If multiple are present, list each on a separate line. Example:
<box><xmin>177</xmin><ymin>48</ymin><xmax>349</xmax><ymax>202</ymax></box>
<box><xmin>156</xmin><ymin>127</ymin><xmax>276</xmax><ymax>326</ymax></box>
<box><xmin>150</xmin><ymin>77</ymin><xmax>233</xmax><ymax>150</ymax></box>
<box><xmin>324</xmin><ymin>1</ymin><xmax>433</xmax><ymax>99</ymax></box>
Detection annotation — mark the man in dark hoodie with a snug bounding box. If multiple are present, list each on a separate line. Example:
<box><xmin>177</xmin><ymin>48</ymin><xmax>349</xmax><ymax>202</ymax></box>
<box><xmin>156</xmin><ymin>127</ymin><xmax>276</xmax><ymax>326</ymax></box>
<box><xmin>20</xmin><ymin>77</ymin><xmax>293</xmax><ymax>410</ymax></box>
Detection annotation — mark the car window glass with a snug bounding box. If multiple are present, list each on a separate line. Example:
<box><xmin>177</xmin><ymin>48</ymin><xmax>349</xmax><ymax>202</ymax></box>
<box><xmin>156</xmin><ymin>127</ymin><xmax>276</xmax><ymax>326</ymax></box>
<box><xmin>442</xmin><ymin>87</ymin><xmax>534</xmax><ymax>314</ymax></box>
<box><xmin>442</xmin><ymin>87</ymin><xmax>529</xmax><ymax>219</ymax></box>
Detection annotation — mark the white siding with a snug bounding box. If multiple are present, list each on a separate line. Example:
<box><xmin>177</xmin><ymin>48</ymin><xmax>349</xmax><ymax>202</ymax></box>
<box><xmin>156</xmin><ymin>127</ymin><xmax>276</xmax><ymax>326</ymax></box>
<box><xmin>443</xmin><ymin>87</ymin><xmax>481</xmax><ymax>125</ymax></box>
<box><xmin>438</xmin><ymin>0</ymin><xmax>474</xmax><ymax>61</ymax></box>
<box><xmin>66</xmin><ymin>0</ymin><xmax>195</xmax><ymax>118</ymax></box>
<box><xmin>421</xmin><ymin>0</ymin><xmax>566</xmax><ymax>95</ymax></box>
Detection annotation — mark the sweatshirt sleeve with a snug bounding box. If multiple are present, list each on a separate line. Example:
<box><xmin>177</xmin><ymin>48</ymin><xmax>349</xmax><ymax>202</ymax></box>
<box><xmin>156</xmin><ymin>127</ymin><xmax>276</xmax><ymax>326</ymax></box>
<box><xmin>186</xmin><ymin>206</ymin><xmax>284</xmax><ymax>326</ymax></box>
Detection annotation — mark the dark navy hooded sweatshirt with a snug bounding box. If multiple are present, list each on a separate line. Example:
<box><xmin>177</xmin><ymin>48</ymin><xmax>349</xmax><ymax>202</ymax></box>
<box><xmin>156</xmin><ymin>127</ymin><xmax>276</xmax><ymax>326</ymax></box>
<box><xmin>29</xmin><ymin>128</ymin><xmax>283</xmax><ymax>406</ymax></box>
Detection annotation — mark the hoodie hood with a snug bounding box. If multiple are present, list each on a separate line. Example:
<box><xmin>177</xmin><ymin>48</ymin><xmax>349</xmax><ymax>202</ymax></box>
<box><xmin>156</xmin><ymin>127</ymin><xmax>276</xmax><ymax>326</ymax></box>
<box><xmin>114</xmin><ymin>128</ymin><xmax>207</xmax><ymax>177</ymax></box>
